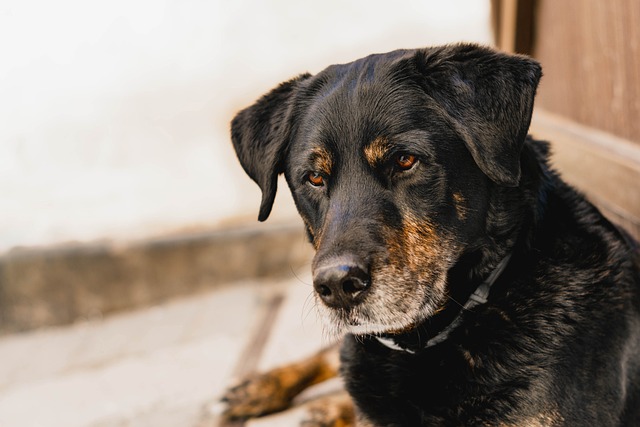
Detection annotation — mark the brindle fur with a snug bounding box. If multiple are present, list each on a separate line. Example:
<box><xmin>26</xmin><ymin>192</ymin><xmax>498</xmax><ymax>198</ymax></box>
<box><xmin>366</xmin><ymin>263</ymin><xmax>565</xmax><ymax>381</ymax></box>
<box><xmin>225</xmin><ymin>44</ymin><xmax>640</xmax><ymax>426</ymax></box>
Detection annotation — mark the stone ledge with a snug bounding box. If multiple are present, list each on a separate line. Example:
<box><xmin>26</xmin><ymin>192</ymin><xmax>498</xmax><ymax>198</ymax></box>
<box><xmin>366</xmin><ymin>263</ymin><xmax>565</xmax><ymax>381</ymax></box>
<box><xmin>0</xmin><ymin>222</ymin><xmax>314</xmax><ymax>334</ymax></box>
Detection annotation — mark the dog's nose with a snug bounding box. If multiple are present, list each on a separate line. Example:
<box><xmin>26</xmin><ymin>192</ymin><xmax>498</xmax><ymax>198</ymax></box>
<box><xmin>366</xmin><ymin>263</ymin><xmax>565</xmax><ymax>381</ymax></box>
<box><xmin>313</xmin><ymin>258</ymin><xmax>371</xmax><ymax>309</ymax></box>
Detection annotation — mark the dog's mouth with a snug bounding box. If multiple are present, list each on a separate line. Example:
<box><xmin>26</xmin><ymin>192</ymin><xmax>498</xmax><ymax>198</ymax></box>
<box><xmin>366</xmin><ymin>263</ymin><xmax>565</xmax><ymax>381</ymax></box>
<box><xmin>323</xmin><ymin>306</ymin><xmax>430</xmax><ymax>337</ymax></box>
<box><xmin>316</xmin><ymin>274</ymin><xmax>449</xmax><ymax>336</ymax></box>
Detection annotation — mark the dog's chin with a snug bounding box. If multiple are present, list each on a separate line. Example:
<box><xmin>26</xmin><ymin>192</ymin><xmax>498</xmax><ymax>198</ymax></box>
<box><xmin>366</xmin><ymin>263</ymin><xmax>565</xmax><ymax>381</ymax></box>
<box><xmin>322</xmin><ymin>299</ymin><xmax>439</xmax><ymax>337</ymax></box>
<box><xmin>345</xmin><ymin>321</ymin><xmax>416</xmax><ymax>336</ymax></box>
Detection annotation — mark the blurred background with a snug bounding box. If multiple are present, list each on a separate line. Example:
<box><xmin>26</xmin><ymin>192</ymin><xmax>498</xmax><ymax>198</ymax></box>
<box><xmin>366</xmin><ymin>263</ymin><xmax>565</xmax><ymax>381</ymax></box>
<box><xmin>0</xmin><ymin>0</ymin><xmax>490</xmax><ymax>251</ymax></box>
<box><xmin>0</xmin><ymin>0</ymin><xmax>638</xmax><ymax>426</ymax></box>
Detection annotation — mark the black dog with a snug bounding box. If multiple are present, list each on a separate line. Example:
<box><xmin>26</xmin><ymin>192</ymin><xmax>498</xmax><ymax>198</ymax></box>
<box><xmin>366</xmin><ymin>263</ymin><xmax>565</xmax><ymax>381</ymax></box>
<box><xmin>225</xmin><ymin>43</ymin><xmax>640</xmax><ymax>426</ymax></box>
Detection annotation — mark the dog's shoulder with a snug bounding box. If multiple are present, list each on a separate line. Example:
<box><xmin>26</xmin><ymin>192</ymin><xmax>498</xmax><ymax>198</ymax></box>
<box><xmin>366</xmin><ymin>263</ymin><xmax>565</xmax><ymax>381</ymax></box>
<box><xmin>341</xmin><ymin>139</ymin><xmax>640</xmax><ymax>425</ymax></box>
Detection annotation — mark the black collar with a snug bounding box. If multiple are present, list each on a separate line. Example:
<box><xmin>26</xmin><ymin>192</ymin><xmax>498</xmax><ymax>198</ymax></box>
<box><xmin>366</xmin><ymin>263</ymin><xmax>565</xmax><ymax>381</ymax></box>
<box><xmin>375</xmin><ymin>253</ymin><xmax>512</xmax><ymax>354</ymax></box>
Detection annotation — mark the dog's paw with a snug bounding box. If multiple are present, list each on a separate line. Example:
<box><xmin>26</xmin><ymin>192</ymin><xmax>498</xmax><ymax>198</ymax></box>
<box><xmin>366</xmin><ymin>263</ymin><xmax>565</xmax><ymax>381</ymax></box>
<box><xmin>218</xmin><ymin>369</ymin><xmax>300</xmax><ymax>419</ymax></box>
<box><xmin>300</xmin><ymin>392</ymin><xmax>355</xmax><ymax>427</ymax></box>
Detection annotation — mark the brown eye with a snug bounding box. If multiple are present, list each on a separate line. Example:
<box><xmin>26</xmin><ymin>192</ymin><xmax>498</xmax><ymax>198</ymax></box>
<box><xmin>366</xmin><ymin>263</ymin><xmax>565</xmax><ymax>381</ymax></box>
<box><xmin>308</xmin><ymin>172</ymin><xmax>325</xmax><ymax>187</ymax></box>
<box><xmin>396</xmin><ymin>154</ymin><xmax>417</xmax><ymax>170</ymax></box>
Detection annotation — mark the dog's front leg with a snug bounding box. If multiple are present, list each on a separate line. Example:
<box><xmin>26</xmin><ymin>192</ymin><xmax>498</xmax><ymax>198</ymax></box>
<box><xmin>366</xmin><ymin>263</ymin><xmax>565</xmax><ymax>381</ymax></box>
<box><xmin>302</xmin><ymin>393</ymin><xmax>392</xmax><ymax>427</ymax></box>
<box><xmin>300</xmin><ymin>390</ymin><xmax>355</xmax><ymax>427</ymax></box>
<box><xmin>221</xmin><ymin>344</ymin><xmax>341</xmax><ymax>419</ymax></box>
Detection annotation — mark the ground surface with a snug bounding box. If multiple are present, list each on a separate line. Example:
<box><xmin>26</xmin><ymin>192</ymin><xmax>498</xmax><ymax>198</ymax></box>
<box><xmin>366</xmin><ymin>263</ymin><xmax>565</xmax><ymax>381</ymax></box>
<box><xmin>0</xmin><ymin>276</ymin><xmax>334</xmax><ymax>427</ymax></box>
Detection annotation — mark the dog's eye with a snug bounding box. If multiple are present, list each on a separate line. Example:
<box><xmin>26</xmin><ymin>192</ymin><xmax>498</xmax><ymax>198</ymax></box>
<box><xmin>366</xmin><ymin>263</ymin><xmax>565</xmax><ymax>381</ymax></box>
<box><xmin>396</xmin><ymin>154</ymin><xmax>417</xmax><ymax>171</ymax></box>
<box><xmin>307</xmin><ymin>172</ymin><xmax>325</xmax><ymax>187</ymax></box>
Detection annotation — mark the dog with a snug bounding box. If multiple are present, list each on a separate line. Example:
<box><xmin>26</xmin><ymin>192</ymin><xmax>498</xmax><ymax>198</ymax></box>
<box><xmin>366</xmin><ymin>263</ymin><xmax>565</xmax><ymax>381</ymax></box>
<box><xmin>222</xmin><ymin>43</ymin><xmax>640</xmax><ymax>426</ymax></box>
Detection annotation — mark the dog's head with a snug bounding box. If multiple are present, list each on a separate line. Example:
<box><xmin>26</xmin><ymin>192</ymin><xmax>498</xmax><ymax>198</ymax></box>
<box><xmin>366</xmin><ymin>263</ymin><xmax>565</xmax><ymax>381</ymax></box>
<box><xmin>231</xmin><ymin>44</ymin><xmax>541</xmax><ymax>335</ymax></box>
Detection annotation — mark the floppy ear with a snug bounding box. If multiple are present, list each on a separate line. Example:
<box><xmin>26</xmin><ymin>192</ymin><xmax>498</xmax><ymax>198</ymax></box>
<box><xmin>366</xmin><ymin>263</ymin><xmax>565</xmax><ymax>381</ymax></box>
<box><xmin>414</xmin><ymin>44</ymin><xmax>542</xmax><ymax>186</ymax></box>
<box><xmin>231</xmin><ymin>73</ymin><xmax>311</xmax><ymax>221</ymax></box>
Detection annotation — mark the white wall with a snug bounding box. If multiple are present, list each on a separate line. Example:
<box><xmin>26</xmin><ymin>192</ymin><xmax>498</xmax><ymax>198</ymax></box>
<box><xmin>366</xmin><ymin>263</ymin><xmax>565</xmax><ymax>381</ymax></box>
<box><xmin>0</xmin><ymin>0</ymin><xmax>491</xmax><ymax>252</ymax></box>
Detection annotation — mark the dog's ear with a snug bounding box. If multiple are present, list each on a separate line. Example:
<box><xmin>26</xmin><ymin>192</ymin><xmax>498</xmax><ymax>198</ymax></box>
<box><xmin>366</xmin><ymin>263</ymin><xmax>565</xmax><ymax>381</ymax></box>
<box><xmin>414</xmin><ymin>44</ymin><xmax>542</xmax><ymax>186</ymax></box>
<box><xmin>231</xmin><ymin>73</ymin><xmax>311</xmax><ymax>221</ymax></box>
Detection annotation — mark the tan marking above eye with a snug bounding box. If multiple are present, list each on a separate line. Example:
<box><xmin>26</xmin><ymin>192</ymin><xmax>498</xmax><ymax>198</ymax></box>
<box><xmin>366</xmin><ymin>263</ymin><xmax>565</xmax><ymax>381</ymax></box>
<box><xmin>311</xmin><ymin>147</ymin><xmax>333</xmax><ymax>176</ymax></box>
<box><xmin>363</xmin><ymin>137</ymin><xmax>390</xmax><ymax>167</ymax></box>
<box><xmin>396</xmin><ymin>154</ymin><xmax>417</xmax><ymax>170</ymax></box>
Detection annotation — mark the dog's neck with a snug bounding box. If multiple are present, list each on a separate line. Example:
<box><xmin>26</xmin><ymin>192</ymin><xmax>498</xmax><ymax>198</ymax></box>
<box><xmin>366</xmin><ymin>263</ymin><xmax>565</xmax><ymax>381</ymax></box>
<box><xmin>375</xmin><ymin>252</ymin><xmax>513</xmax><ymax>354</ymax></box>
<box><xmin>373</xmin><ymin>142</ymin><xmax>553</xmax><ymax>353</ymax></box>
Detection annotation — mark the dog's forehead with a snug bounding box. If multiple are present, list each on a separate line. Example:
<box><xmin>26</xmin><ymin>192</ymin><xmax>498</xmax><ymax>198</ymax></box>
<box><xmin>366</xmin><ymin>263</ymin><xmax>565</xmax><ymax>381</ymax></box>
<box><xmin>292</xmin><ymin>51</ymin><xmax>426</xmax><ymax>159</ymax></box>
<box><xmin>316</xmin><ymin>48</ymin><xmax>412</xmax><ymax>82</ymax></box>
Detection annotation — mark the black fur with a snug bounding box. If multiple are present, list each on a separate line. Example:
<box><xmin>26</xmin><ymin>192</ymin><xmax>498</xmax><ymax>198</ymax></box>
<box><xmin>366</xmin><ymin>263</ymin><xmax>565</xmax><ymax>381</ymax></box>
<box><xmin>231</xmin><ymin>43</ymin><xmax>640</xmax><ymax>426</ymax></box>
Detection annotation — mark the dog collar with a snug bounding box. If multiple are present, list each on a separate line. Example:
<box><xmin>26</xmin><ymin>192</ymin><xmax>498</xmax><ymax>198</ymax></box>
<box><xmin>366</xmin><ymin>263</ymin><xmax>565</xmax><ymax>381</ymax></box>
<box><xmin>375</xmin><ymin>253</ymin><xmax>512</xmax><ymax>354</ymax></box>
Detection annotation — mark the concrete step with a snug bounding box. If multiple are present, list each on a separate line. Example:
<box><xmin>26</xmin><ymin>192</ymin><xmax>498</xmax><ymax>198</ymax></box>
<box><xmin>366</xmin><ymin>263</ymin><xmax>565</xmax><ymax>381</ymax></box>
<box><xmin>0</xmin><ymin>221</ymin><xmax>313</xmax><ymax>334</ymax></box>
